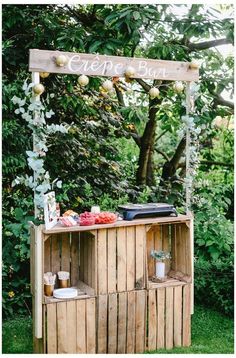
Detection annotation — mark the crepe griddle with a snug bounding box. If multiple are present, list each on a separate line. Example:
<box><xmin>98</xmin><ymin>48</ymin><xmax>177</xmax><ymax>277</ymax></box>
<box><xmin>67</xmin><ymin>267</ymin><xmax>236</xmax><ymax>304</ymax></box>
<box><xmin>118</xmin><ymin>203</ymin><xmax>177</xmax><ymax>221</ymax></box>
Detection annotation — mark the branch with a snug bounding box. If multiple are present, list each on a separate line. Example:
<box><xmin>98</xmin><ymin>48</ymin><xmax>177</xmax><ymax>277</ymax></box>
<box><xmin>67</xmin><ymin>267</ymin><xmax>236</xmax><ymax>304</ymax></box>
<box><xmin>200</xmin><ymin>160</ymin><xmax>233</xmax><ymax>168</ymax></box>
<box><xmin>169</xmin><ymin>137</ymin><xmax>186</xmax><ymax>169</ymax></box>
<box><xmin>135</xmin><ymin>78</ymin><xmax>151</xmax><ymax>93</ymax></box>
<box><xmin>213</xmin><ymin>94</ymin><xmax>234</xmax><ymax>110</ymax></box>
<box><xmin>64</xmin><ymin>5</ymin><xmax>103</xmax><ymax>27</ymax></box>
<box><xmin>207</xmin><ymin>87</ymin><xmax>234</xmax><ymax>111</ymax></box>
<box><xmin>156</xmin><ymin>149</ymin><xmax>170</xmax><ymax>162</ymax></box>
<box><xmin>156</xmin><ymin>129</ymin><xmax>168</xmax><ymax>142</ymax></box>
<box><xmin>188</xmin><ymin>37</ymin><xmax>232</xmax><ymax>51</ymax></box>
<box><xmin>114</xmin><ymin>85</ymin><xmax>125</xmax><ymax>107</ymax></box>
<box><xmin>129</xmin><ymin>132</ymin><xmax>141</xmax><ymax>147</ymax></box>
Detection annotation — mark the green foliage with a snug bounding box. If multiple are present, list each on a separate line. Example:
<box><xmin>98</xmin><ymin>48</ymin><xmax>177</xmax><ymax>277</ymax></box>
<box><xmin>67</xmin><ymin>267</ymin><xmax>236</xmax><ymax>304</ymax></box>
<box><xmin>193</xmin><ymin>174</ymin><xmax>233</xmax><ymax>316</ymax></box>
<box><xmin>2</xmin><ymin>189</ymin><xmax>34</xmax><ymax>317</ymax></box>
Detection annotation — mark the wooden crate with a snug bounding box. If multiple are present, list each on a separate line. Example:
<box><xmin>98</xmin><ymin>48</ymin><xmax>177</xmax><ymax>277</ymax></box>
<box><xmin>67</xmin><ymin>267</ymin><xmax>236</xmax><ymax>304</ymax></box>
<box><xmin>44</xmin><ymin>290</ymin><xmax>147</xmax><ymax>354</ymax></box>
<box><xmin>45</xmin><ymin>297</ymin><xmax>96</xmax><ymax>354</ymax></box>
<box><xmin>147</xmin><ymin>284</ymin><xmax>191</xmax><ymax>351</ymax></box>
<box><xmin>96</xmin><ymin>225</ymin><xmax>146</xmax><ymax>294</ymax></box>
<box><xmin>146</xmin><ymin>222</ymin><xmax>192</xmax><ymax>286</ymax></box>
<box><xmin>44</xmin><ymin>225</ymin><xmax>146</xmax><ymax>295</ymax></box>
<box><xmin>44</xmin><ymin>231</ymin><xmax>96</xmax><ymax>290</ymax></box>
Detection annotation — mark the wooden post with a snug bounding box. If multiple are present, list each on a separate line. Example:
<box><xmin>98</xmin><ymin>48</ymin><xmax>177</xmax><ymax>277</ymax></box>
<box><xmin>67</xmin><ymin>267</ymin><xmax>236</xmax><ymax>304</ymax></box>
<box><xmin>190</xmin><ymin>214</ymin><xmax>194</xmax><ymax>314</ymax></box>
<box><xmin>34</xmin><ymin>225</ymin><xmax>43</xmax><ymax>339</ymax></box>
<box><xmin>31</xmin><ymin>71</ymin><xmax>40</xmax><ymax>219</ymax></box>
<box><xmin>185</xmin><ymin>81</ymin><xmax>191</xmax><ymax>214</ymax></box>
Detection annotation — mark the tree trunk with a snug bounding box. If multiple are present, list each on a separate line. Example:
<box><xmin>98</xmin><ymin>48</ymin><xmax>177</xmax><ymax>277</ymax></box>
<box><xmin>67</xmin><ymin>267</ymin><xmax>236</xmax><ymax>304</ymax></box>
<box><xmin>136</xmin><ymin>99</ymin><xmax>159</xmax><ymax>186</ymax></box>
<box><xmin>161</xmin><ymin>137</ymin><xmax>186</xmax><ymax>181</ymax></box>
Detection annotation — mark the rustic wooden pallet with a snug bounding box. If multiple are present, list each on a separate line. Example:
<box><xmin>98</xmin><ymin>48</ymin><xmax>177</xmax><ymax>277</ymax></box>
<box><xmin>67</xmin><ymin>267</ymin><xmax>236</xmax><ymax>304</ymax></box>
<box><xmin>45</xmin><ymin>290</ymin><xmax>147</xmax><ymax>354</ymax></box>
<box><xmin>147</xmin><ymin>284</ymin><xmax>191</xmax><ymax>351</ymax></box>
<box><xmin>31</xmin><ymin>215</ymin><xmax>193</xmax><ymax>353</ymax></box>
<box><xmin>44</xmin><ymin>284</ymin><xmax>191</xmax><ymax>354</ymax></box>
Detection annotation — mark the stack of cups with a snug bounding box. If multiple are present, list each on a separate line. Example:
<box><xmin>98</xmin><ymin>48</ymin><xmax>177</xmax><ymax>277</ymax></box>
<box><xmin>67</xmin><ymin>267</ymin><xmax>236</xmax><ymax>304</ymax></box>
<box><xmin>58</xmin><ymin>271</ymin><xmax>70</xmax><ymax>288</ymax></box>
<box><xmin>44</xmin><ymin>272</ymin><xmax>56</xmax><ymax>296</ymax></box>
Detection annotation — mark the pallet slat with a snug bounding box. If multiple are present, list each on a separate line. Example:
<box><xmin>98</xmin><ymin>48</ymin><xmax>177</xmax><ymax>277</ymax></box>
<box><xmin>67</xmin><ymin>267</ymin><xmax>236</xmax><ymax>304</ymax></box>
<box><xmin>70</xmin><ymin>233</ymin><xmax>79</xmax><ymax>286</ymax></box>
<box><xmin>162</xmin><ymin>225</ymin><xmax>170</xmax><ymax>274</ymax></box>
<box><xmin>57</xmin><ymin>302</ymin><xmax>67</xmax><ymax>353</ymax></box>
<box><xmin>135</xmin><ymin>225</ymin><xmax>145</xmax><ymax>289</ymax></box>
<box><xmin>86</xmin><ymin>298</ymin><xmax>96</xmax><ymax>353</ymax></box>
<box><xmin>51</xmin><ymin>234</ymin><xmax>61</xmax><ymax>276</ymax></box>
<box><xmin>135</xmin><ymin>290</ymin><xmax>146</xmax><ymax>353</ymax></box>
<box><xmin>174</xmin><ymin>285</ymin><xmax>182</xmax><ymax>347</ymax></box>
<box><xmin>165</xmin><ymin>287</ymin><xmax>174</xmax><ymax>349</ymax></box>
<box><xmin>66</xmin><ymin>301</ymin><xmax>77</xmax><ymax>353</ymax></box>
<box><xmin>147</xmin><ymin>228</ymin><xmax>155</xmax><ymax>277</ymax></box>
<box><xmin>183</xmin><ymin>284</ymin><xmax>191</xmax><ymax>346</ymax></box>
<box><xmin>97</xmin><ymin>295</ymin><xmax>108</xmax><ymax>353</ymax></box>
<box><xmin>126</xmin><ymin>226</ymin><xmax>135</xmax><ymax>291</ymax></box>
<box><xmin>44</xmin><ymin>237</ymin><xmax>51</xmax><ymax>273</ymax></box>
<box><xmin>46</xmin><ymin>303</ymin><xmax>57</xmax><ymax>353</ymax></box>
<box><xmin>97</xmin><ymin>229</ymin><xmax>107</xmax><ymax>294</ymax></box>
<box><xmin>117</xmin><ymin>292</ymin><xmax>127</xmax><ymax>353</ymax></box>
<box><xmin>156</xmin><ymin>287</ymin><xmax>165</xmax><ymax>349</ymax></box>
<box><xmin>107</xmin><ymin>228</ymin><xmax>117</xmax><ymax>293</ymax></box>
<box><xmin>61</xmin><ymin>233</ymin><xmax>70</xmax><ymax>274</ymax></box>
<box><xmin>117</xmin><ymin>227</ymin><xmax>127</xmax><ymax>292</ymax></box>
<box><xmin>76</xmin><ymin>300</ymin><xmax>86</xmax><ymax>353</ymax></box>
<box><xmin>108</xmin><ymin>293</ymin><xmax>117</xmax><ymax>353</ymax></box>
<box><xmin>148</xmin><ymin>289</ymin><xmax>157</xmax><ymax>351</ymax></box>
<box><xmin>126</xmin><ymin>291</ymin><xmax>135</xmax><ymax>353</ymax></box>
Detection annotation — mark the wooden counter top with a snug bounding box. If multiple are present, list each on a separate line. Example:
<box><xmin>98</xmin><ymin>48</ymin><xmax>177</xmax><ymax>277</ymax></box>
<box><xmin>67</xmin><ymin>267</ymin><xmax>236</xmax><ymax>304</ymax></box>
<box><xmin>43</xmin><ymin>213</ymin><xmax>192</xmax><ymax>234</ymax></box>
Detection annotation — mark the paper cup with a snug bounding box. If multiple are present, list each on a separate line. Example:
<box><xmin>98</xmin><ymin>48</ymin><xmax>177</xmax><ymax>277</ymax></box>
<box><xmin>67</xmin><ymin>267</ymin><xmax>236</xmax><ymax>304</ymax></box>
<box><xmin>44</xmin><ymin>284</ymin><xmax>54</xmax><ymax>296</ymax></box>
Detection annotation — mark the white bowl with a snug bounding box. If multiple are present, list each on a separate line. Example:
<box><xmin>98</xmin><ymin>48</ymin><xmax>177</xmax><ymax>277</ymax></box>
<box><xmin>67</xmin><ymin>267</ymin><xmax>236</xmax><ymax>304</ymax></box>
<box><xmin>53</xmin><ymin>288</ymin><xmax>77</xmax><ymax>299</ymax></box>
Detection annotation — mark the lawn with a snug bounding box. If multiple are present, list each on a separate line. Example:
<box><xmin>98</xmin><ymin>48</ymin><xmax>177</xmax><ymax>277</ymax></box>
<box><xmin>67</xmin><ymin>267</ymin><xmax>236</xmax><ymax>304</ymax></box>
<box><xmin>2</xmin><ymin>305</ymin><xmax>234</xmax><ymax>354</ymax></box>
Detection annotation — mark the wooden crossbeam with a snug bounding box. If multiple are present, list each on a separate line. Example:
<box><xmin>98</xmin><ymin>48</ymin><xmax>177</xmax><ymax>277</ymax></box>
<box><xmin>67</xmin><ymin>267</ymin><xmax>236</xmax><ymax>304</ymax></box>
<box><xmin>29</xmin><ymin>49</ymin><xmax>199</xmax><ymax>81</ymax></box>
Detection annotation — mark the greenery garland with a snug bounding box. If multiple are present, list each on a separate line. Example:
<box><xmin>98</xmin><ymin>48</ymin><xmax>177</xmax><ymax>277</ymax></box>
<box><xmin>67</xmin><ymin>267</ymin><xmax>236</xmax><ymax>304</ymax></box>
<box><xmin>12</xmin><ymin>80</ymin><xmax>70</xmax><ymax>219</ymax></box>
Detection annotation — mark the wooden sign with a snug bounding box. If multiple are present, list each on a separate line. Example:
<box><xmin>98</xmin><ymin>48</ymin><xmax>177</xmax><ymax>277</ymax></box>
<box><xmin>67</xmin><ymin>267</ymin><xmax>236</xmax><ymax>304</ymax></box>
<box><xmin>29</xmin><ymin>49</ymin><xmax>199</xmax><ymax>81</ymax></box>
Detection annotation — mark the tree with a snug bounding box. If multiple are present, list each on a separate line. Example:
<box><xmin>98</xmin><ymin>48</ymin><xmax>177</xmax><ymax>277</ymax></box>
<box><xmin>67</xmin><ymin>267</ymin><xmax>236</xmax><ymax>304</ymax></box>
<box><xmin>3</xmin><ymin>4</ymin><xmax>234</xmax><ymax>190</ymax></box>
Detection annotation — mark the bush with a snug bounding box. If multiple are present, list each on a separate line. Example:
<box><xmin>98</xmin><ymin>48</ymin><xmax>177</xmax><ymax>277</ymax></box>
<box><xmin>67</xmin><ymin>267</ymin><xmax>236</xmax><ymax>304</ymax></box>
<box><xmin>193</xmin><ymin>176</ymin><xmax>234</xmax><ymax>316</ymax></box>
<box><xmin>2</xmin><ymin>189</ymin><xmax>34</xmax><ymax>317</ymax></box>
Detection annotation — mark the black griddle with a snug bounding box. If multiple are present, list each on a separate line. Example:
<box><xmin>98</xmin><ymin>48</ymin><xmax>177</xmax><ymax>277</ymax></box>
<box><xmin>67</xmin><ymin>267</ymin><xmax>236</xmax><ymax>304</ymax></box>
<box><xmin>118</xmin><ymin>203</ymin><xmax>177</xmax><ymax>221</ymax></box>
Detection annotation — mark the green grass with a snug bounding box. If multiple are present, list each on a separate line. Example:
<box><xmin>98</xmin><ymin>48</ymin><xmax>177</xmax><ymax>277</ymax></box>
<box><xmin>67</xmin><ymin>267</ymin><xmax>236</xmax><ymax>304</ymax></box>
<box><xmin>2</xmin><ymin>305</ymin><xmax>234</xmax><ymax>354</ymax></box>
<box><xmin>147</xmin><ymin>305</ymin><xmax>234</xmax><ymax>354</ymax></box>
<box><xmin>2</xmin><ymin>315</ymin><xmax>33</xmax><ymax>354</ymax></box>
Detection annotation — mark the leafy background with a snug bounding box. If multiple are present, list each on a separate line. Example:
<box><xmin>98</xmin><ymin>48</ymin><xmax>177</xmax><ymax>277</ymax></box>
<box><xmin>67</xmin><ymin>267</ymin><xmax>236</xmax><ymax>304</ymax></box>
<box><xmin>2</xmin><ymin>4</ymin><xmax>234</xmax><ymax>317</ymax></box>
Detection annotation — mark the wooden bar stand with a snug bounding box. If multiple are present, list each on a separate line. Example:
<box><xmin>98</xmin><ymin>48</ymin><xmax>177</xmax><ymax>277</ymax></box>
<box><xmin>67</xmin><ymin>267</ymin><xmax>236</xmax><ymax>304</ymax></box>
<box><xmin>30</xmin><ymin>214</ymin><xmax>194</xmax><ymax>353</ymax></box>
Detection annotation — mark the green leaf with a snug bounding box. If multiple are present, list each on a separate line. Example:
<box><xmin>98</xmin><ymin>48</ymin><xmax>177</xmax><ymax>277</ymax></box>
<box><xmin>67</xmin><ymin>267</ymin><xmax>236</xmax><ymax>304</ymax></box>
<box><xmin>14</xmin><ymin>208</ymin><xmax>24</xmax><ymax>221</ymax></box>
<box><xmin>133</xmin><ymin>11</ymin><xmax>141</xmax><ymax>20</ymax></box>
<box><xmin>89</xmin><ymin>40</ymin><xmax>103</xmax><ymax>53</ymax></box>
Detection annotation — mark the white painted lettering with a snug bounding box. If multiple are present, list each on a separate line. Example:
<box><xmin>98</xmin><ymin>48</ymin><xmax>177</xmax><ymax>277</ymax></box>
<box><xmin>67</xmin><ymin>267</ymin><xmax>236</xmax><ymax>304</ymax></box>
<box><xmin>137</xmin><ymin>61</ymin><xmax>148</xmax><ymax>76</ymax></box>
<box><xmin>68</xmin><ymin>55</ymin><xmax>81</xmax><ymax>72</ymax></box>
<box><xmin>114</xmin><ymin>63</ymin><xmax>124</xmax><ymax>75</ymax></box>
